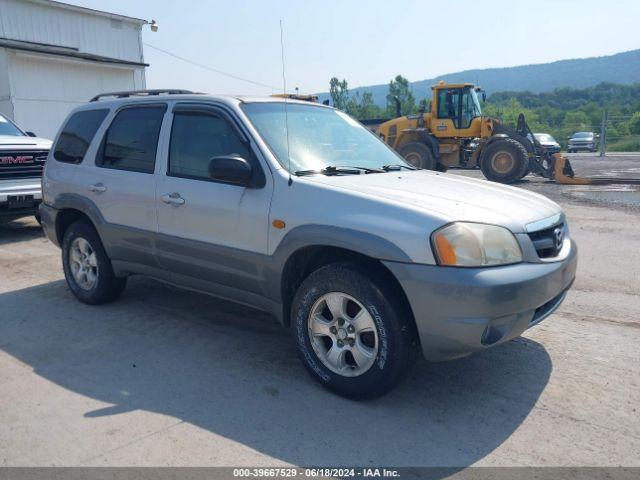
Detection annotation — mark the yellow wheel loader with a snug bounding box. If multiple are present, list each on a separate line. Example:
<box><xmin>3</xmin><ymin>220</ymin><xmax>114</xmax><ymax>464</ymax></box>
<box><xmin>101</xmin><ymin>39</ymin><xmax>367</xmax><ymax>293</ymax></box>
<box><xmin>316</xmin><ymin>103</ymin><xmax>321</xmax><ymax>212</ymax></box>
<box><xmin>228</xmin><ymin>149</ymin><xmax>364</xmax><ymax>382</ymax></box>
<box><xmin>375</xmin><ymin>81</ymin><xmax>640</xmax><ymax>185</ymax></box>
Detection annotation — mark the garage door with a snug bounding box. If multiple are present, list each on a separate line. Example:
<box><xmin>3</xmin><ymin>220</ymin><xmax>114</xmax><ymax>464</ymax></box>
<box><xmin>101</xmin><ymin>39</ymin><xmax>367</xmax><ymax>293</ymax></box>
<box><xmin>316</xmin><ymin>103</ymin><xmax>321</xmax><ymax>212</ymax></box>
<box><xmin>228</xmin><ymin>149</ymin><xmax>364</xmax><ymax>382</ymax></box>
<box><xmin>9</xmin><ymin>53</ymin><xmax>144</xmax><ymax>139</ymax></box>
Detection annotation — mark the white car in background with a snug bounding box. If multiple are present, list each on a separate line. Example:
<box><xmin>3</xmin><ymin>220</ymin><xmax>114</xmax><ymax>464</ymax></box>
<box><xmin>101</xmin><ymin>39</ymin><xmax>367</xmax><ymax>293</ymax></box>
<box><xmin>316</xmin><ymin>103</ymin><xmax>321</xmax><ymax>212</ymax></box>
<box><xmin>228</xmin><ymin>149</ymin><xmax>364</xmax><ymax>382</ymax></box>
<box><xmin>0</xmin><ymin>113</ymin><xmax>51</xmax><ymax>223</ymax></box>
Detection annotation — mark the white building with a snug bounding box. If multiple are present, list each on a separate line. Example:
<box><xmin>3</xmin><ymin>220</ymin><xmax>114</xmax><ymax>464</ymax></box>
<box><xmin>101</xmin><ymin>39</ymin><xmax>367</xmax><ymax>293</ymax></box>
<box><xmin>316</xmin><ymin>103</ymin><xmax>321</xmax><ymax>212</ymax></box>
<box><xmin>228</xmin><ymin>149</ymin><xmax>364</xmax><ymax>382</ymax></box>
<box><xmin>0</xmin><ymin>0</ymin><xmax>147</xmax><ymax>139</ymax></box>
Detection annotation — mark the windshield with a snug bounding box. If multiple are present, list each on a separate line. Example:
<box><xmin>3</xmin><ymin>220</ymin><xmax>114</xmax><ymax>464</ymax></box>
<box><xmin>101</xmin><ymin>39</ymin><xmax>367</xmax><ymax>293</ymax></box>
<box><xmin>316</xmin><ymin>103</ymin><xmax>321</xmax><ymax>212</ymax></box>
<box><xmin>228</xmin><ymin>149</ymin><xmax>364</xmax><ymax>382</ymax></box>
<box><xmin>572</xmin><ymin>132</ymin><xmax>593</xmax><ymax>139</ymax></box>
<box><xmin>535</xmin><ymin>133</ymin><xmax>556</xmax><ymax>143</ymax></box>
<box><xmin>0</xmin><ymin>114</ymin><xmax>25</xmax><ymax>136</ymax></box>
<box><xmin>242</xmin><ymin>103</ymin><xmax>408</xmax><ymax>173</ymax></box>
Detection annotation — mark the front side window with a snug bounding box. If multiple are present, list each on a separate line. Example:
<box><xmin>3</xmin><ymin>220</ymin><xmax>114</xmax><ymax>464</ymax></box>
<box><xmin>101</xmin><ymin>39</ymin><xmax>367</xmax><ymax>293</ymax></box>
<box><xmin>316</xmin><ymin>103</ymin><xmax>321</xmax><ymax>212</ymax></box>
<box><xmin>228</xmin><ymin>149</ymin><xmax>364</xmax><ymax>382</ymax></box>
<box><xmin>54</xmin><ymin>109</ymin><xmax>109</xmax><ymax>164</ymax></box>
<box><xmin>98</xmin><ymin>105</ymin><xmax>166</xmax><ymax>173</ymax></box>
<box><xmin>460</xmin><ymin>88</ymin><xmax>482</xmax><ymax>128</ymax></box>
<box><xmin>169</xmin><ymin>111</ymin><xmax>252</xmax><ymax>180</ymax></box>
<box><xmin>0</xmin><ymin>114</ymin><xmax>25</xmax><ymax>136</ymax></box>
<box><xmin>242</xmin><ymin>102</ymin><xmax>407</xmax><ymax>173</ymax></box>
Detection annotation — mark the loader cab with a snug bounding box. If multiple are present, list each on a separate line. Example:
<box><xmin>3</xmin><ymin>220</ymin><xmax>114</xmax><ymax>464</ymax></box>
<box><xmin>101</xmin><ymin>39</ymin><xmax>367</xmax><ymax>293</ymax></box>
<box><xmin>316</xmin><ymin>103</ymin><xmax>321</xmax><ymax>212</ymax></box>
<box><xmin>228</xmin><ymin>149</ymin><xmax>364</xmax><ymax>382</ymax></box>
<box><xmin>433</xmin><ymin>84</ymin><xmax>482</xmax><ymax>131</ymax></box>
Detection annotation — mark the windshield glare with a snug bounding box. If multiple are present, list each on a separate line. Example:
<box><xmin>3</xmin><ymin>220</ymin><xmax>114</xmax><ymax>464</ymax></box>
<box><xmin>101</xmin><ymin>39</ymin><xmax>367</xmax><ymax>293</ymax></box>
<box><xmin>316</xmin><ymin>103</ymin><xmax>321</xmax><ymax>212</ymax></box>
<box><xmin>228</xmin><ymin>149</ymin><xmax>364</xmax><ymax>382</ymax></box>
<box><xmin>535</xmin><ymin>133</ymin><xmax>555</xmax><ymax>143</ymax></box>
<box><xmin>242</xmin><ymin>103</ymin><xmax>408</xmax><ymax>173</ymax></box>
<box><xmin>573</xmin><ymin>132</ymin><xmax>593</xmax><ymax>139</ymax></box>
<box><xmin>0</xmin><ymin>114</ymin><xmax>25</xmax><ymax>136</ymax></box>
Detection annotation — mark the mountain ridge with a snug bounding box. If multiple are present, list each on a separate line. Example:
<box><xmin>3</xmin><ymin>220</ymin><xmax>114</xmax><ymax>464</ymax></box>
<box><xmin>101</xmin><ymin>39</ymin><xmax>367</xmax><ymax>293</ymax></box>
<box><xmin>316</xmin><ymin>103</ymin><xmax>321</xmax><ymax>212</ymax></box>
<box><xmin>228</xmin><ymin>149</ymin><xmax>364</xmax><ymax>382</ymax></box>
<box><xmin>317</xmin><ymin>49</ymin><xmax>640</xmax><ymax>106</ymax></box>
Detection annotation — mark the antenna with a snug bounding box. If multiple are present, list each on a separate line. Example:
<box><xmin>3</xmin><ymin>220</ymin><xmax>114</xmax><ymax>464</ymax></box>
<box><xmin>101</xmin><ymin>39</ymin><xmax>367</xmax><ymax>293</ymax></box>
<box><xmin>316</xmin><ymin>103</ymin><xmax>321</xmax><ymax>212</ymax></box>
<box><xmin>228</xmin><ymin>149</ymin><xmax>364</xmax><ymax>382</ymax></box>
<box><xmin>280</xmin><ymin>20</ymin><xmax>293</xmax><ymax>186</ymax></box>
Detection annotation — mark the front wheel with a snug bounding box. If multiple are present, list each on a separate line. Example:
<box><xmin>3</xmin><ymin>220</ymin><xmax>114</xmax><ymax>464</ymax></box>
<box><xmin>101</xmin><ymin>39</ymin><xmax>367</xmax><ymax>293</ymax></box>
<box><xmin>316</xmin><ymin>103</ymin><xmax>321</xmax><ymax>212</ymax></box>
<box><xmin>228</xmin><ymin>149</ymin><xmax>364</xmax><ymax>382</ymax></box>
<box><xmin>291</xmin><ymin>262</ymin><xmax>417</xmax><ymax>399</ymax></box>
<box><xmin>479</xmin><ymin>138</ymin><xmax>529</xmax><ymax>184</ymax></box>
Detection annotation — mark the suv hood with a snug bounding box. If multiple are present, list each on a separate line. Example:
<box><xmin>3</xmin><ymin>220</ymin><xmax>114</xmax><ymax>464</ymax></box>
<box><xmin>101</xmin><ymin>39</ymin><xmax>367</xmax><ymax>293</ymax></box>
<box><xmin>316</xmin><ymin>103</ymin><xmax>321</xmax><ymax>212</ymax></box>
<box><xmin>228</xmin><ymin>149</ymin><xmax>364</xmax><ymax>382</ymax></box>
<box><xmin>0</xmin><ymin>135</ymin><xmax>52</xmax><ymax>149</ymax></box>
<box><xmin>309</xmin><ymin>170</ymin><xmax>561</xmax><ymax>233</ymax></box>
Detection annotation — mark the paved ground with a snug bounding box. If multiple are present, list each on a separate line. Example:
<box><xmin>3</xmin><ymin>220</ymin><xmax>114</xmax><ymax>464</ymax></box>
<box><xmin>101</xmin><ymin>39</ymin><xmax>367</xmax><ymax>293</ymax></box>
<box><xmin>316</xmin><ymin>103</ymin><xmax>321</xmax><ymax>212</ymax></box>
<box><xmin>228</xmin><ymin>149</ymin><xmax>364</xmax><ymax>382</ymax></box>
<box><xmin>1</xmin><ymin>155</ymin><xmax>639</xmax><ymax>467</ymax></box>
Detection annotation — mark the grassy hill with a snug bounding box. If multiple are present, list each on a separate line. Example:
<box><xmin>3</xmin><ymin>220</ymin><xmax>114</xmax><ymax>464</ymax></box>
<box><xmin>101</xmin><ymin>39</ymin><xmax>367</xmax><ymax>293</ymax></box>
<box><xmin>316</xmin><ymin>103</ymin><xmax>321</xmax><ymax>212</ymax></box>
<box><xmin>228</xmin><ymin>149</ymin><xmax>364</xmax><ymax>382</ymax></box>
<box><xmin>318</xmin><ymin>49</ymin><xmax>640</xmax><ymax>106</ymax></box>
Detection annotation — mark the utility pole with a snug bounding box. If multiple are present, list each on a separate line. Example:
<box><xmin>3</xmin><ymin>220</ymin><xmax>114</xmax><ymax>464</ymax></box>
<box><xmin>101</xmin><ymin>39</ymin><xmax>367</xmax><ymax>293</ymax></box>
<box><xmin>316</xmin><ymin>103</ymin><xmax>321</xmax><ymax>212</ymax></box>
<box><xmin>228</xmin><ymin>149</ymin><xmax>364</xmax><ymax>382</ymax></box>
<box><xmin>600</xmin><ymin>110</ymin><xmax>607</xmax><ymax>157</ymax></box>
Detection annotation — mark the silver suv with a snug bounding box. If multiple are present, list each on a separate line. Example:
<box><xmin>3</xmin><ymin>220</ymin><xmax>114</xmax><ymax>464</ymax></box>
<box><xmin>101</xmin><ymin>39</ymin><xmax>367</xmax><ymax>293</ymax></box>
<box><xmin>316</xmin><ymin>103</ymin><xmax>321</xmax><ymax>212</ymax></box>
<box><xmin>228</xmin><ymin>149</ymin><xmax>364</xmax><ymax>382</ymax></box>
<box><xmin>40</xmin><ymin>90</ymin><xmax>577</xmax><ymax>398</ymax></box>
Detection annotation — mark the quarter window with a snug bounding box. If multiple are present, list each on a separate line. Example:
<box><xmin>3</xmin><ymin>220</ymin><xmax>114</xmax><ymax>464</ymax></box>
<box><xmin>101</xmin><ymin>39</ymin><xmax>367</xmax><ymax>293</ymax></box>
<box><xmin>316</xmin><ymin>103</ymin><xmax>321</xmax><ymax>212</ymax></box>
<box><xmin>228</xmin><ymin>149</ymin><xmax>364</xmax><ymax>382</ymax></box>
<box><xmin>98</xmin><ymin>105</ymin><xmax>166</xmax><ymax>173</ymax></box>
<box><xmin>168</xmin><ymin>111</ymin><xmax>252</xmax><ymax>180</ymax></box>
<box><xmin>53</xmin><ymin>109</ymin><xmax>109</xmax><ymax>164</ymax></box>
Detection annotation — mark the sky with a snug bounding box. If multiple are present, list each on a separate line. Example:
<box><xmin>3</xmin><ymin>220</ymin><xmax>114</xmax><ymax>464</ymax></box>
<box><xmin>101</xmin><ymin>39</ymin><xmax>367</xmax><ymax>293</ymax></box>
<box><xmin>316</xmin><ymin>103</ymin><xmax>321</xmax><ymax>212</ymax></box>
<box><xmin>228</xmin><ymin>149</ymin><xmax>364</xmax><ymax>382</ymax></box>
<box><xmin>71</xmin><ymin>0</ymin><xmax>640</xmax><ymax>96</ymax></box>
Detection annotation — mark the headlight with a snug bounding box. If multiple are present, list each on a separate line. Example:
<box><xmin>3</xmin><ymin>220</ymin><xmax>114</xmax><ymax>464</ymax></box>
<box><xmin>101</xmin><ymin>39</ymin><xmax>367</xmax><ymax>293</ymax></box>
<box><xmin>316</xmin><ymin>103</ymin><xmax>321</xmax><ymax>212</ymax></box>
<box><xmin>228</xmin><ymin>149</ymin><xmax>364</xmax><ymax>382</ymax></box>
<box><xmin>431</xmin><ymin>222</ymin><xmax>522</xmax><ymax>267</ymax></box>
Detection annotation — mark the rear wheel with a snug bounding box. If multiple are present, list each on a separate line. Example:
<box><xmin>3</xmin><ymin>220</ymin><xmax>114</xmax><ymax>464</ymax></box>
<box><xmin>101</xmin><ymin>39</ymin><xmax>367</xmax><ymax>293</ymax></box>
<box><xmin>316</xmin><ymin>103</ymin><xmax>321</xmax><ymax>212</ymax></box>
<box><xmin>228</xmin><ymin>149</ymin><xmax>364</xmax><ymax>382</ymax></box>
<box><xmin>480</xmin><ymin>138</ymin><xmax>529</xmax><ymax>183</ymax></box>
<box><xmin>399</xmin><ymin>142</ymin><xmax>436</xmax><ymax>170</ymax></box>
<box><xmin>291</xmin><ymin>262</ymin><xmax>416</xmax><ymax>399</ymax></box>
<box><xmin>62</xmin><ymin>221</ymin><xmax>126</xmax><ymax>304</ymax></box>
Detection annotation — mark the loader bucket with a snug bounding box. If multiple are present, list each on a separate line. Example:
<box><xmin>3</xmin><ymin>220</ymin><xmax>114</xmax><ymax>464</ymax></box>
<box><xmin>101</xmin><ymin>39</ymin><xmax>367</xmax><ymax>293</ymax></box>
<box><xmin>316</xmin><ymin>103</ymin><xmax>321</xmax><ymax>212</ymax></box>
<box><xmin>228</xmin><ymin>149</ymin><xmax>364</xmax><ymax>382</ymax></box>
<box><xmin>552</xmin><ymin>154</ymin><xmax>592</xmax><ymax>185</ymax></box>
<box><xmin>552</xmin><ymin>153</ymin><xmax>640</xmax><ymax>185</ymax></box>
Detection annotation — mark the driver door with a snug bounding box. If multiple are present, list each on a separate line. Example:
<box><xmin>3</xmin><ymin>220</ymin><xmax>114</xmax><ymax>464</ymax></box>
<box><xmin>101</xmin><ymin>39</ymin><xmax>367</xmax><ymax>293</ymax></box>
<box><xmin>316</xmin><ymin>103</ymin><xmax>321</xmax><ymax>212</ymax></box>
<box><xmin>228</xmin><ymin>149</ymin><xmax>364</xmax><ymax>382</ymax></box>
<box><xmin>155</xmin><ymin>103</ymin><xmax>272</xmax><ymax>294</ymax></box>
<box><xmin>433</xmin><ymin>88</ymin><xmax>460</xmax><ymax>137</ymax></box>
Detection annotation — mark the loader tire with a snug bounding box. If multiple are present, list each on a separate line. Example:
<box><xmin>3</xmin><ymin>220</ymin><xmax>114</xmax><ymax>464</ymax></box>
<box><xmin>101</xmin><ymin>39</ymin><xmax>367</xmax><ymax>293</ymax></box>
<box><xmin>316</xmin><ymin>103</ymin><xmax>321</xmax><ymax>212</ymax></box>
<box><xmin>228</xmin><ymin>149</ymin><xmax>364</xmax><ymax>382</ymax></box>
<box><xmin>480</xmin><ymin>138</ymin><xmax>529</xmax><ymax>184</ymax></box>
<box><xmin>399</xmin><ymin>142</ymin><xmax>436</xmax><ymax>170</ymax></box>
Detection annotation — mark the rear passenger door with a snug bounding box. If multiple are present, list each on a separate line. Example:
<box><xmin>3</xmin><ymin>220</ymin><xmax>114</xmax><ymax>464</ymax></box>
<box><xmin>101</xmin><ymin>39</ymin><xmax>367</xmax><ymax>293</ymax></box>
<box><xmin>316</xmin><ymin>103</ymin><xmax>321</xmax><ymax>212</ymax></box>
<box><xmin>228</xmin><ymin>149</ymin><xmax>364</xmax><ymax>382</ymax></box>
<box><xmin>76</xmin><ymin>103</ymin><xmax>167</xmax><ymax>265</ymax></box>
<box><xmin>155</xmin><ymin>103</ymin><xmax>272</xmax><ymax>294</ymax></box>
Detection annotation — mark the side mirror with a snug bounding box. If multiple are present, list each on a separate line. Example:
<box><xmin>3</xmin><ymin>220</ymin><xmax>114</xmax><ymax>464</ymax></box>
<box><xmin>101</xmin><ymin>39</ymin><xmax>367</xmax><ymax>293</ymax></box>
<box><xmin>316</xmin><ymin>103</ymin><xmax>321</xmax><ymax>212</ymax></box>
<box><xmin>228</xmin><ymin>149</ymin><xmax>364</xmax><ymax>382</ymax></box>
<box><xmin>25</xmin><ymin>131</ymin><xmax>36</xmax><ymax>137</ymax></box>
<box><xmin>595</xmin><ymin>134</ymin><xmax>600</xmax><ymax>138</ymax></box>
<box><xmin>209</xmin><ymin>155</ymin><xmax>253</xmax><ymax>187</ymax></box>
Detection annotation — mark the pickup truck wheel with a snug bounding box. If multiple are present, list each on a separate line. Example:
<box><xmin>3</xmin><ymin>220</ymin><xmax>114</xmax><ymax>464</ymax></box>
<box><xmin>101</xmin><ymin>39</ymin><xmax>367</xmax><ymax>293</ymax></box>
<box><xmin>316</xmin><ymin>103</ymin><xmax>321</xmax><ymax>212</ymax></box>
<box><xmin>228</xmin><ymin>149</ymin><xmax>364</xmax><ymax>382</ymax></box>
<box><xmin>291</xmin><ymin>262</ymin><xmax>416</xmax><ymax>399</ymax></box>
<box><xmin>480</xmin><ymin>138</ymin><xmax>529</xmax><ymax>184</ymax></box>
<box><xmin>62</xmin><ymin>221</ymin><xmax>126</xmax><ymax>304</ymax></box>
<box><xmin>399</xmin><ymin>142</ymin><xmax>436</xmax><ymax>170</ymax></box>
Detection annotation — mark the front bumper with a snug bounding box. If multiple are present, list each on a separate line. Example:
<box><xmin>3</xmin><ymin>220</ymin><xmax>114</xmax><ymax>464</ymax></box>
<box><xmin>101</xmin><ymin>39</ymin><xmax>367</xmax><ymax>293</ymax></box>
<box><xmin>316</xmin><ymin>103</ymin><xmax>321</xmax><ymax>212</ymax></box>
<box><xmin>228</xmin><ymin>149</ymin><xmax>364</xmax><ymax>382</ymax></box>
<box><xmin>0</xmin><ymin>178</ymin><xmax>42</xmax><ymax>219</ymax></box>
<box><xmin>569</xmin><ymin>143</ymin><xmax>595</xmax><ymax>150</ymax></box>
<box><xmin>383</xmin><ymin>239</ymin><xmax>577</xmax><ymax>361</ymax></box>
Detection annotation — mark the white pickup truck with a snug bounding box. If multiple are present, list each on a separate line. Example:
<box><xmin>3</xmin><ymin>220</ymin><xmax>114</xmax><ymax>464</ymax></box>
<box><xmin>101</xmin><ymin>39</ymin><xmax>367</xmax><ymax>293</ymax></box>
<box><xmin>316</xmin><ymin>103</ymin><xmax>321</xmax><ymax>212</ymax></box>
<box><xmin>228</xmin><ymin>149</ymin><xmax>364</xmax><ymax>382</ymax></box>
<box><xmin>0</xmin><ymin>113</ymin><xmax>51</xmax><ymax>222</ymax></box>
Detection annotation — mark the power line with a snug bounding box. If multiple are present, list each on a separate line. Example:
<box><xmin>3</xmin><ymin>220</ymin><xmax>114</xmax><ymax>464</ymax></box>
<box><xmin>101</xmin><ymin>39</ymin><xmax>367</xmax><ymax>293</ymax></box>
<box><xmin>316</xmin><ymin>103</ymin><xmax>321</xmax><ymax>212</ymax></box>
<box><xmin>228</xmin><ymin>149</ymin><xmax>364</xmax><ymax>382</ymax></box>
<box><xmin>143</xmin><ymin>42</ymin><xmax>279</xmax><ymax>91</ymax></box>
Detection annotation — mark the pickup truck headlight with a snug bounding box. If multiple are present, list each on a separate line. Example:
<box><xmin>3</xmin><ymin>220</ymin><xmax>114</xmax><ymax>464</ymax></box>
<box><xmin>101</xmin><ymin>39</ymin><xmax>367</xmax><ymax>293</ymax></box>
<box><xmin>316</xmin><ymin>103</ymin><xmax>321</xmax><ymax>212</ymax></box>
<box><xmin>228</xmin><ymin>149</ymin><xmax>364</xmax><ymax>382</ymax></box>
<box><xmin>431</xmin><ymin>222</ymin><xmax>522</xmax><ymax>267</ymax></box>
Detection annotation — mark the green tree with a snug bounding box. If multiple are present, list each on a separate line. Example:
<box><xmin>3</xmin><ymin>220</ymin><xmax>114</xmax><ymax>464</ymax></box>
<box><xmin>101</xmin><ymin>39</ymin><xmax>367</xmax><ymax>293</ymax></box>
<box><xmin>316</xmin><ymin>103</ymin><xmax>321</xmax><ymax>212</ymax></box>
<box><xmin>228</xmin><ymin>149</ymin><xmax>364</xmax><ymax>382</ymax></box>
<box><xmin>386</xmin><ymin>75</ymin><xmax>416</xmax><ymax>117</ymax></box>
<box><xmin>329</xmin><ymin>77</ymin><xmax>349</xmax><ymax>111</ymax></box>
<box><xmin>346</xmin><ymin>91</ymin><xmax>383</xmax><ymax>120</ymax></box>
<box><xmin>628</xmin><ymin>112</ymin><xmax>640</xmax><ymax>135</ymax></box>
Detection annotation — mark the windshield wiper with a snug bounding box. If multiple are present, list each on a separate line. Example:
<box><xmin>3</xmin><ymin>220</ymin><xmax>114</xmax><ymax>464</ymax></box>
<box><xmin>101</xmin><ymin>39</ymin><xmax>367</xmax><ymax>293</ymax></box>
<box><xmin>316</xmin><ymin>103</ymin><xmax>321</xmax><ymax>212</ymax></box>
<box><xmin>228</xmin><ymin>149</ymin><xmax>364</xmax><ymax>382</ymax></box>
<box><xmin>381</xmin><ymin>164</ymin><xmax>416</xmax><ymax>171</ymax></box>
<box><xmin>295</xmin><ymin>165</ymin><xmax>384</xmax><ymax>176</ymax></box>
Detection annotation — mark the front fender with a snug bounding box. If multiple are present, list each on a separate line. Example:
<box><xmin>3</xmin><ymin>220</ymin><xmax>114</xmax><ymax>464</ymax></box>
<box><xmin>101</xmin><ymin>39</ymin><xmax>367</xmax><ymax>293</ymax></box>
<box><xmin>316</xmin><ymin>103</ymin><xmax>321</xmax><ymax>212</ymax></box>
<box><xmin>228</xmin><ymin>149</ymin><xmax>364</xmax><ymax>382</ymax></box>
<box><xmin>264</xmin><ymin>224</ymin><xmax>412</xmax><ymax>307</ymax></box>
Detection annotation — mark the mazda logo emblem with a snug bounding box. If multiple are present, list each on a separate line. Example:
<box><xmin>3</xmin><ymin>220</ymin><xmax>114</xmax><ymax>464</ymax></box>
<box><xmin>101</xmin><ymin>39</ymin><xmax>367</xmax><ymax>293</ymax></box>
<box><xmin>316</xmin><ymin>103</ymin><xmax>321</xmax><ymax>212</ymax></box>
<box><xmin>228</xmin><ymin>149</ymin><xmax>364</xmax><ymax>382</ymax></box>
<box><xmin>553</xmin><ymin>226</ymin><xmax>564</xmax><ymax>250</ymax></box>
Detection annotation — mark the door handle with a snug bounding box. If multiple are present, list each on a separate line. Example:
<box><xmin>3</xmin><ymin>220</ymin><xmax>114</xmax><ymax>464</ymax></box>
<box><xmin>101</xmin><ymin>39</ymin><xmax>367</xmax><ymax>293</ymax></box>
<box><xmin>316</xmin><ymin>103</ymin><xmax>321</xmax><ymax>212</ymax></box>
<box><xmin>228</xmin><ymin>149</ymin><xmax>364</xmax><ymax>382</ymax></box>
<box><xmin>161</xmin><ymin>192</ymin><xmax>185</xmax><ymax>206</ymax></box>
<box><xmin>88</xmin><ymin>183</ymin><xmax>107</xmax><ymax>193</ymax></box>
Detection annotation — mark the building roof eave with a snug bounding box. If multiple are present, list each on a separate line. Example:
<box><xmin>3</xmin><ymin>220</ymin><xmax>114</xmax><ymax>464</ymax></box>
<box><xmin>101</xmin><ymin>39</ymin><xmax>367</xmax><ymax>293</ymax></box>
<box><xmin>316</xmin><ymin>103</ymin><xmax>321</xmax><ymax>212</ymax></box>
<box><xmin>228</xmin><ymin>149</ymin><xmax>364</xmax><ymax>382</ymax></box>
<box><xmin>0</xmin><ymin>38</ymin><xmax>148</xmax><ymax>68</ymax></box>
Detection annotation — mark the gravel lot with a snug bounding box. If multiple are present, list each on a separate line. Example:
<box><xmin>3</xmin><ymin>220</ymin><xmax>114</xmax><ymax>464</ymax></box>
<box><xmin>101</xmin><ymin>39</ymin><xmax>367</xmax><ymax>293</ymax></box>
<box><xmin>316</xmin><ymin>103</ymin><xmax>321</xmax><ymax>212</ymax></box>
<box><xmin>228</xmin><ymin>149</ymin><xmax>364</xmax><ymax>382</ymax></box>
<box><xmin>1</xmin><ymin>155</ymin><xmax>639</xmax><ymax>467</ymax></box>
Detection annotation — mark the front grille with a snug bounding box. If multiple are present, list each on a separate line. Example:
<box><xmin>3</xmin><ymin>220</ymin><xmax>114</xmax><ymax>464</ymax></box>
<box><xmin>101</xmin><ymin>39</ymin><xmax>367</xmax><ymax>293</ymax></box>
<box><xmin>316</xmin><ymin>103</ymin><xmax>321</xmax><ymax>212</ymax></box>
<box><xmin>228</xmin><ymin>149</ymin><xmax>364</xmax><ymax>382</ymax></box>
<box><xmin>528</xmin><ymin>222</ymin><xmax>565</xmax><ymax>259</ymax></box>
<box><xmin>0</xmin><ymin>150</ymin><xmax>48</xmax><ymax>179</ymax></box>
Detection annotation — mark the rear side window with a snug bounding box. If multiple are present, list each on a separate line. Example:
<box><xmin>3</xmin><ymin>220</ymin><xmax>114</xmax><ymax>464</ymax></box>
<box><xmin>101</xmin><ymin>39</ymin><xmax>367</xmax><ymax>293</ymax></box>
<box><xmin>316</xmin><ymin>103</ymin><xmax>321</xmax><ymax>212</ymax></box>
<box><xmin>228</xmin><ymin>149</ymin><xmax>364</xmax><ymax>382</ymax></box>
<box><xmin>53</xmin><ymin>109</ymin><xmax>109</xmax><ymax>164</ymax></box>
<box><xmin>168</xmin><ymin>111</ymin><xmax>252</xmax><ymax>180</ymax></box>
<box><xmin>98</xmin><ymin>105</ymin><xmax>166</xmax><ymax>173</ymax></box>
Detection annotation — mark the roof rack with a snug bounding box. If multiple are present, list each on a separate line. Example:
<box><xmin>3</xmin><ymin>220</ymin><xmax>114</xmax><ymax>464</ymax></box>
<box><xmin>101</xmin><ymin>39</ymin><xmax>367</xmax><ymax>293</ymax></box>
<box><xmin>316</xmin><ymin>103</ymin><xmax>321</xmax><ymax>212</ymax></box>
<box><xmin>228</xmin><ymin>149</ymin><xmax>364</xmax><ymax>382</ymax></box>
<box><xmin>89</xmin><ymin>89</ymin><xmax>198</xmax><ymax>102</ymax></box>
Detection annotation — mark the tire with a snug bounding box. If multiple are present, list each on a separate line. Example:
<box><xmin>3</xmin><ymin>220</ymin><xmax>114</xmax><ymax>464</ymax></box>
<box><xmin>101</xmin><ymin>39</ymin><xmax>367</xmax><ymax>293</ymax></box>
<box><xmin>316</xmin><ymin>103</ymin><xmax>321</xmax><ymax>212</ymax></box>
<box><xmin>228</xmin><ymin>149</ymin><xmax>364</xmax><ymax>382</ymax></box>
<box><xmin>399</xmin><ymin>142</ymin><xmax>436</xmax><ymax>170</ymax></box>
<box><xmin>291</xmin><ymin>262</ymin><xmax>417</xmax><ymax>399</ymax></box>
<box><xmin>62</xmin><ymin>220</ymin><xmax>126</xmax><ymax>304</ymax></box>
<box><xmin>479</xmin><ymin>138</ymin><xmax>529</xmax><ymax>184</ymax></box>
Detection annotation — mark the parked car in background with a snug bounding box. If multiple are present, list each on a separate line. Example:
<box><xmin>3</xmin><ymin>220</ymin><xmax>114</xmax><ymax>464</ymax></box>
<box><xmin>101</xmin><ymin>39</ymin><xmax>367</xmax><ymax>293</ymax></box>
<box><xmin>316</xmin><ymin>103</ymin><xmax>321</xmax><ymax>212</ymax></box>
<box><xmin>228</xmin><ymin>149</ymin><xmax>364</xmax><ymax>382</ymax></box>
<box><xmin>0</xmin><ymin>114</ymin><xmax>51</xmax><ymax>223</ymax></box>
<box><xmin>568</xmin><ymin>132</ymin><xmax>598</xmax><ymax>153</ymax></box>
<box><xmin>40</xmin><ymin>91</ymin><xmax>577</xmax><ymax>398</ymax></box>
<box><xmin>533</xmin><ymin>133</ymin><xmax>561</xmax><ymax>154</ymax></box>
